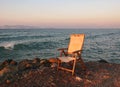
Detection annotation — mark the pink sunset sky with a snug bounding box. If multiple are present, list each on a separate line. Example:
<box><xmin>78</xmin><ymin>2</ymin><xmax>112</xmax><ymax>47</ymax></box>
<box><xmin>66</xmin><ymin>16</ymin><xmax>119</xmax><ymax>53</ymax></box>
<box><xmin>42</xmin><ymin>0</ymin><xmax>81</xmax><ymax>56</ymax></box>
<box><xmin>0</xmin><ymin>0</ymin><xmax>120</xmax><ymax>28</ymax></box>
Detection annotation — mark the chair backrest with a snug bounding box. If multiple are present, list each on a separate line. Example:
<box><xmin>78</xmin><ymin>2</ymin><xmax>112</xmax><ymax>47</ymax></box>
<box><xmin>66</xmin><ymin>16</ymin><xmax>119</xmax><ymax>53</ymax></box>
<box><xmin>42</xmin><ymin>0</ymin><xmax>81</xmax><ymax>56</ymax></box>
<box><xmin>68</xmin><ymin>34</ymin><xmax>85</xmax><ymax>54</ymax></box>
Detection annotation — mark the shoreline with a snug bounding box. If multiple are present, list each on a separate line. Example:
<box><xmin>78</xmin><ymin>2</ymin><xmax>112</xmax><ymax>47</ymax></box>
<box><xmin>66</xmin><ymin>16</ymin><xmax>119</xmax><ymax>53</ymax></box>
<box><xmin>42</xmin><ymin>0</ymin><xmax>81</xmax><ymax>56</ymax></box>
<box><xmin>0</xmin><ymin>58</ymin><xmax>120</xmax><ymax>87</ymax></box>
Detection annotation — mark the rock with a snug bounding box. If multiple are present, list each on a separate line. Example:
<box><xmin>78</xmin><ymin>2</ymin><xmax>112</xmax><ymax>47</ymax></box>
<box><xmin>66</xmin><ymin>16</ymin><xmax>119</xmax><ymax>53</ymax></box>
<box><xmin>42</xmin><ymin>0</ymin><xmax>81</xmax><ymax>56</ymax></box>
<box><xmin>10</xmin><ymin>60</ymin><xmax>17</xmax><ymax>65</ymax></box>
<box><xmin>103</xmin><ymin>75</ymin><xmax>110</xmax><ymax>79</ymax></box>
<box><xmin>26</xmin><ymin>63</ymin><xmax>32</xmax><ymax>68</ymax></box>
<box><xmin>0</xmin><ymin>65</ymin><xmax>18</xmax><ymax>77</ymax></box>
<box><xmin>0</xmin><ymin>64</ymin><xmax>5</xmax><ymax>70</ymax></box>
<box><xmin>48</xmin><ymin>58</ymin><xmax>57</xmax><ymax>63</ymax></box>
<box><xmin>40</xmin><ymin>59</ymin><xmax>51</xmax><ymax>67</ymax></box>
<box><xmin>18</xmin><ymin>58</ymin><xmax>50</xmax><ymax>71</ymax></box>
<box><xmin>51</xmin><ymin>63</ymin><xmax>57</xmax><ymax>68</ymax></box>
<box><xmin>0</xmin><ymin>67</ymin><xmax>10</xmax><ymax>76</ymax></box>
<box><xmin>48</xmin><ymin>58</ymin><xmax>58</xmax><ymax>68</ymax></box>
<box><xmin>2</xmin><ymin>59</ymin><xmax>17</xmax><ymax>66</ymax></box>
<box><xmin>40</xmin><ymin>59</ymin><xmax>47</xmax><ymax>64</ymax></box>
<box><xmin>85</xmin><ymin>79</ymin><xmax>92</xmax><ymax>84</ymax></box>
<box><xmin>114</xmin><ymin>78</ymin><xmax>120</xmax><ymax>87</ymax></box>
<box><xmin>32</xmin><ymin>58</ymin><xmax>41</xmax><ymax>68</ymax></box>
<box><xmin>98</xmin><ymin>59</ymin><xmax>108</xmax><ymax>63</ymax></box>
<box><xmin>2</xmin><ymin>59</ymin><xmax>13</xmax><ymax>65</ymax></box>
<box><xmin>51</xmin><ymin>82</ymin><xmax>56</xmax><ymax>86</ymax></box>
<box><xmin>18</xmin><ymin>59</ymin><xmax>33</xmax><ymax>71</ymax></box>
<box><xmin>75</xmin><ymin>76</ymin><xmax>82</xmax><ymax>81</ymax></box>
<box><xmin>32</xmin><ymin>58</ymin><xmax>40</xmax><ymax>64</ymax></box>
<box><xmin>6</xmin><ymin>80</ymin><xmax>11</xmax><ymax>84</ymax></box>
<box><xmin>0</xmin><ymin>59</ymin><xmax>17</xmax><ymax>72</ymax></box>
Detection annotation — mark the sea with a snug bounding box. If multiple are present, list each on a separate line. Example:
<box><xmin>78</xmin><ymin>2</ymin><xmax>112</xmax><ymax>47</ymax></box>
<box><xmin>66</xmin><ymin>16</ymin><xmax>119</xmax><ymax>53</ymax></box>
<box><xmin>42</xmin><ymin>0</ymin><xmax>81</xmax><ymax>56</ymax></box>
<box><xmin>0</xmin><ymin>29</ymin><xmax>120</xmax><ymax>64</ymax></box>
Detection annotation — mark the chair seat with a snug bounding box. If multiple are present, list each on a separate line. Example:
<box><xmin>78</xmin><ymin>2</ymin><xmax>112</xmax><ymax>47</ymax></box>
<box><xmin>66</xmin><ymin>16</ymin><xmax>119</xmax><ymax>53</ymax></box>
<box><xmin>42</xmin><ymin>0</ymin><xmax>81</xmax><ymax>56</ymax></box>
<box><xmin>58</xmin><ymin>57</ymin><xmax>75</xmax><ymax>62</ymax></box>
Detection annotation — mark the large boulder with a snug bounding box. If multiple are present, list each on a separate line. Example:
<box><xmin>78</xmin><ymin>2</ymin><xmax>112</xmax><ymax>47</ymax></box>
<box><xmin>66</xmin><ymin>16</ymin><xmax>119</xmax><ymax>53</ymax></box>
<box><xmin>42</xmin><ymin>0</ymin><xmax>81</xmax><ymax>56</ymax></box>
<box><xmin>2</xmin><ymin>59</ymin><xmax>17</xmax><ymax>66</ymax></box>
<box><xmin>18</xmin><ymin>59</ymin><xmax>33</xmax><ymax>71</ymax></box>
<box><xmin>48</xmin><ymin>58</ymin><xmax>58</xmax><ymax>68</ymax></box>
<box><xmin>0</xmin><ymin>59</ymin><xmax>17</xmax><ymax>71</ymax></box>
<box><xmin>18</xmin><ymin>58</ymin><xmax>42</xmax><ymax>71</ymax></box>
<box><xmin>0</xmin><ymin>65</ymin><xmax>18</xmax><ymax>77</ymax></box>
<box><xmin>48</xmin><ymin>58</ymin><xmax>58</xmax><ymax>63</ymax></box>
<box><xmin>32</xmin><ymin>58</ymin><xmax>40</xmax><ymax>64</ymax></box>
<box><xmin>32</xmin><ymin>58</ymin><xmax>41</xmax><ymax>68</ymax></box>
<box><xmin>40</xmin><ymin>59</ymin><xmax>51</xmax><ymax>67</ymax></box>
<box><xmin>98</xmin><ymin>59</ymin><xmax>108</xmax><ymax>63</ymax></box>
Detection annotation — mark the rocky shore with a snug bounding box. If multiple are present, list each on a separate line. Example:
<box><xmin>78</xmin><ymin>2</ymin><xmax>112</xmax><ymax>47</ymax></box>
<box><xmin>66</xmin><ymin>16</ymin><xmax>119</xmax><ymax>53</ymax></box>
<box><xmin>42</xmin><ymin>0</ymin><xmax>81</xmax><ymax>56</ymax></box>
<box><xmin>0</xmin><ymin>58</ymin><xmax>120</xmax><ymax>87</ymax></box>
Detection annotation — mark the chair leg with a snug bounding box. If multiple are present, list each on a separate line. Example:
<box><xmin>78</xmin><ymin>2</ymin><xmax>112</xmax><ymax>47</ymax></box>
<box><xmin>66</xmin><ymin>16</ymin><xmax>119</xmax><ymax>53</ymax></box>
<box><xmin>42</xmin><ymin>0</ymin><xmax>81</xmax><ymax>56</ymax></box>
<box><xmin>72</xmin><ymin>59</ymin><xmax>76</xmax><ymax>75</ymax></box>
<box><xmin>57</xmin><ymin>59</ymin><xmax>61</xmax><ymax>71</ymax></box>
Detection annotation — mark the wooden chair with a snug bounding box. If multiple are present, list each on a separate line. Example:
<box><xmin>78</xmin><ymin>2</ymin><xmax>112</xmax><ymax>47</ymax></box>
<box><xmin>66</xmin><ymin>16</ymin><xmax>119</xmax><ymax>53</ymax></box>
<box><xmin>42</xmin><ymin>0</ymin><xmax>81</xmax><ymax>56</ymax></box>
<box><xmin>57</xmin><ymin>34</ymin><xmax>86</xmax><ymax>75</ymax></box>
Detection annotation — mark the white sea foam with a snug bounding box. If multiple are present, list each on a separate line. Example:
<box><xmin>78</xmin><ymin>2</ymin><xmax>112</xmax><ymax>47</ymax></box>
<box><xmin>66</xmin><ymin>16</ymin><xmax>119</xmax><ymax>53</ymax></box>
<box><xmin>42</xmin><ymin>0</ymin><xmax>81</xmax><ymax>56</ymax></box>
<box><xmin>0</xmin><ymin>40</ymin><xmax>34</xmax><ymax>50</ymax></box>
<box><xmin>0</xmin><ymin>42</ymin><xmax>15</xmax><ymax>49</ymax></box>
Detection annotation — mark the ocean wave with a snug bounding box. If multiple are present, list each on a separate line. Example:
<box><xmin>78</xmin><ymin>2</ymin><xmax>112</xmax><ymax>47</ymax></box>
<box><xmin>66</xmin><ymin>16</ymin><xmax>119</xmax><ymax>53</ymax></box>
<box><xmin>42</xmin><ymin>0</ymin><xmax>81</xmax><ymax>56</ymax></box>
<box><xmin>0</xmin><ymin>42</ymin><xmax>15</xmax><ymax>50</ymax></box>
<box><xmin>14</xmin><ymin>41</ymin><xmax>60</xmax><ymax>50</ymax></box>
<box><xmin>0</xmin><ymin>40</ymin><xmax>61</xmax><ymax>51</ymax></box>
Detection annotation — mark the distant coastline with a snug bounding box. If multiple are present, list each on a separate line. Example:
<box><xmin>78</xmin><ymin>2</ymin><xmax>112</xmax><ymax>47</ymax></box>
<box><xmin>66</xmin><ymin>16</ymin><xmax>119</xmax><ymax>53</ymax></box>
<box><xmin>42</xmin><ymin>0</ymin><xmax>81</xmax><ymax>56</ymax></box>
<box><xmin>0</xmin><ymin>25</ymin><xmax>120</xmax><ymax>30</ymax></box>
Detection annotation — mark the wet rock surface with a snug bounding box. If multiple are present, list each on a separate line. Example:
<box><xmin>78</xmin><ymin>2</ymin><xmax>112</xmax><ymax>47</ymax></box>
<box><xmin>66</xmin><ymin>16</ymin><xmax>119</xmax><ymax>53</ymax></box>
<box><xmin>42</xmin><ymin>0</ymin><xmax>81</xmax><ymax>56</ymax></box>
<box><xmin>0</xmin><ymin>58</ymin><xmax>120</xmax><ymax>87</ymax></box>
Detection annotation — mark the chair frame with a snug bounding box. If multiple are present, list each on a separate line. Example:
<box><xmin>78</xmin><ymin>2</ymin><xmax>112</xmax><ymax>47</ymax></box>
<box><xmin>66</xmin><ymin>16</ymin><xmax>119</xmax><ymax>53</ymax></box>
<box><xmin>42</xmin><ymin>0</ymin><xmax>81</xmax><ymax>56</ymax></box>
<box><xmin>57</xmin><ymin>34</ymin><xmax>86</xmax><ymax>75</ymax></box>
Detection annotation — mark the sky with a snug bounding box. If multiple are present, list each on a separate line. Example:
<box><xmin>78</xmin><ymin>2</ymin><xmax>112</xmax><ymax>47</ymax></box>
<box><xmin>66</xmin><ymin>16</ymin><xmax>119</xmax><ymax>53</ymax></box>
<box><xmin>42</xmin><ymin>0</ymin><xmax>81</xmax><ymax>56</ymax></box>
<box><xmin>0</xmin><ymin>0</ymin><xmax>120</xmax><ymax>28</ymax></box>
